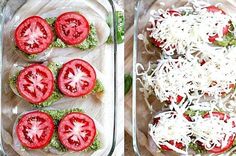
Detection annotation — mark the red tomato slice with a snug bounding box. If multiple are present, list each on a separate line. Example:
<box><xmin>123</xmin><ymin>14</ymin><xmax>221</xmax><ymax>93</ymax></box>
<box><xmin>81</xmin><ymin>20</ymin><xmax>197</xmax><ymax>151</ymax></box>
<box><xmin>16</xmin><ymin>64</ymin><xmax>54</xmax><ymax>104</ymax></box>
<box><xmin>166</xmin><ymin>95</ymin><xmax>183</xmax><ymax>104</ymax></box>
<box><xmin>206</xmin><ymin>6</ymin><xmax>226</xmax><ymax>14</ymax></box>
<box><xmin>16</xmin><ymin>111</ymin><xmax>54</xmax><ymax>149</ymax></box>
<box><xmin>205</xmin><ymin>6</ymin><xmax>229</xmax><ymax>43</ymax></box>
<box><xmin>149</xmin><ymin>10</ymin><xmax>181</xmax><ymax>48</ymax></box>
<box><xmin>58</xmin><ymin>59</ymin><xmax>96</xmax><ymax>97</ymax></box>
<box><xmin>160</xmin><ymin>140</ymin><xmax>184</xmax><ymax>151</ymax></box>
<box><xmin>202</xmin><ymin>112</ymin><xmax>235</xmax><ymax>153</ymax></box>
<box><xmin>58</xmin><ymin>112</ymin><xmax>96</xmax><ymax>151</ymax></box>
<box><xmin>55</xmin><ymin>12</ymin><xmax>90</xmax><ymax>45</ymax></box>
<box><xmin>221</xmin><ymin>83</ymin><xmax>235</xmax><ymax>96</ymax></box>
<box><xmin>153</xmin><ymin>113</ymin><xmax>191</xmax><ymax>151</ymax></box>
<box><xmin>15</xmin><ymin>16</ymin><xmax>53</xmax><ymax>54</ymax></box>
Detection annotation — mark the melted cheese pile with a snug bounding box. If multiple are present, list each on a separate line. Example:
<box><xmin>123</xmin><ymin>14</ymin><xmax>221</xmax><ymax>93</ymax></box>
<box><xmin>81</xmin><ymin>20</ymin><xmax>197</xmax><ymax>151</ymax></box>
<box><xmin>139</xmin><ymin>49</ymin><xmax>236</xmax><ymax>104</ymax></box>
<box><xmin>191</xmin><ymin>113</ymin><xmax>236</xmax><ymax>151</ymax></box>
<box><xmin>149</xmin><ymin>111</ymin><xmax>192</xmax><ymax>154</ymax></box>
<box><xmin>149</xmin><ymin>110</ymin><xmax>236</xmax><ymax>153</ymax></box>
<box><xmin>148</xmin><ymin>8</ymin><xmax>230</xmax><ymax>57</ymax></box>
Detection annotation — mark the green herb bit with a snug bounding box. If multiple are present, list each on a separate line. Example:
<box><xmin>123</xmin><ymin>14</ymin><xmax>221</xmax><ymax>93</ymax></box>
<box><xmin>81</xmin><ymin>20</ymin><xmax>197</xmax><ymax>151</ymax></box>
<box><xmin>188</xmin><ymin>142</ymin><xmax>206</xmax><ymax>154</ymax></box>
<box><xmin>45</xmin><ymin>17</ymin><xmax>57</xmax><ymax>26</ymax></box>
<box><xmin>125</xmin><ymin>74</ymin><xmax>132</xmax><ymax>95</ymax></box>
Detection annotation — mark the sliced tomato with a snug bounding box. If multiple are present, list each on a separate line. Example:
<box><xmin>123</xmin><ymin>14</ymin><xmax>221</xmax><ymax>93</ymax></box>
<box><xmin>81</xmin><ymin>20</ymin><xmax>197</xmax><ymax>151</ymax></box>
<box><xmin>16</xmin><ymin>64</ymin><xmax>54</xmax><ymax>104</ymax></box>
<box><xmin>160</xmin><ymin>140</ymin><xmax>184</xmax><ymax>151</ymax></box>
<box><xmin>55</xmin><ymin>12</ymin><xmax>90</xmax><ymax>45</ymax></box>
<box><xmin>58</xmin><ymin>59</ymin><xmax>96</xmax><ymax>97</ymax></box>
<box><xmin>166</xmin><ymin>95</ymin><xmax>183</xmax><ymax>104</ymax></box>
<box><xmin>202</xmin><ymin>112</ymin><xmax>235</xmax><ymax>153</ymax></box>
<box><xmin>221</xmin><ymin>83</ymin><xmax>235</xmax><ymax>96</ymax></box>
<box><xmin>152</xmin><ymin>113</ymin><xmax>191</xmax><ymax>151</ymax></box>
<box><xmin>199</xmin><ymin>59</ymin><xmax>206</xmax><ymax>66</ymax></box>
<box><xmin>206</xmin><ymin>6</ymin><xmax>226</xmax><ymax>14</ymax></box>
<box><xmin>149</xmin><ymin>10</ymin><xmax>181</xmax><ymax>48</ymax></box>
<box><xmin>16</xmin><ymin>111</ymin><xmax>54</xmax><ymax>149</ymax></box>
<box><xmin>58</xmin><ymin>112</ymin><xmax>96</xmax><ymax>151</ymax></box>
<box><xmin>205</xmin><ymin>6</ymin><xmax>229</xmax><ymax>43</ymax></box>
<box><xmin>208</xmin><ymin>82</ymin><xmax>235</xmax><ymax>96</ymax></box>
<box><xmin>15</xmin><ymin>16</ymin><xmax>53</xmax><ymax>54</ymax></box>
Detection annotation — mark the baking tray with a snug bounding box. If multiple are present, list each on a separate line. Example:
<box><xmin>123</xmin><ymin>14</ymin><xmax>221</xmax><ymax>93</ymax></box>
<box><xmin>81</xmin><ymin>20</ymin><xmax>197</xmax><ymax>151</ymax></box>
<box><xmin>132</xmin><ymin>0</ymin><xmax>236</xmax><ymax>155</ymax></box>
<box><xmin>0</xmin><ymin>0</ymin><xmax>118</xmax><ymax>155</ymax></box>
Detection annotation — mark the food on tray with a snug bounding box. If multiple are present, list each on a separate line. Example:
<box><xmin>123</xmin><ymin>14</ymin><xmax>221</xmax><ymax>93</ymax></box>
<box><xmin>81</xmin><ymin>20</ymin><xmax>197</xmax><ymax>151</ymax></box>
<box><xmin>14</xmin><ymin>11</ymin><xmax>110</xmax><ymax>61</ymax></box>
<box><xmin>149</xmin><ymin>109</ymin><xmax>236</xmax><ymax>154</ymax></box>
<box><xmin>137</xmin><ymin>0</ymin><xmax>236</xmax><ymax>155</ymax></box>
<box><xmin>9</xmin><ymin>59</ymin><xmax>104</xmax><ymax>107</ymax></box>
<box><xmin>14</xmin><ymin>109</ymin><xmax>100</xmax><ymax>153</ymax></box>
<box><xmin>2</xmin><ymin>0</ymin><xmax>117</xmax><ymax>156</ymax></box>
<box><xmin>145</xmin><ymin>2</ymin><xmax>236</xmax><ymax>57</ymax></box>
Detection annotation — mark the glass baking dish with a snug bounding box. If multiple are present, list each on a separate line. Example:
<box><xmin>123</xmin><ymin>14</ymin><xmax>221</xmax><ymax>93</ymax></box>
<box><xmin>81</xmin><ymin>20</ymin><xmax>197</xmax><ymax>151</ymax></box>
<box><xmin>0</xmin><ymin>0</ymin><xmax>118</xmax><ymax>155</ymax></box>
<box><xmin>132</xmin><ymin>0</ymin><xmax>236</xmax><ymax>155</ymax></box>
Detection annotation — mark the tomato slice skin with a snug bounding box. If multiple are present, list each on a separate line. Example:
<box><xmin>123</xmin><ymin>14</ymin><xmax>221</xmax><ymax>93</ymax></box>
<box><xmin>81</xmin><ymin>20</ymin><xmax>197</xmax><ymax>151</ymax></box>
<box><xmin>58</xmin><ymin>59</ymin><xmax>96</xmax><ymax>97</ymax></box>
<box><xmin>206</xmin><ymin>6</ymin><xmax>226</xmax><ymax>14</ymax></box>
<box><xmin>149</xmin><ymin>10</ymin><xmax>181</xmax><ymax>48</ymax></box>
<box><xmin>15</xmin><ymin>16</ymin><xmax>53</xmax><ymax>54</ymax></box>
<box><xmin>202</xmin><ymin>112</ymin><xmax>235</xmax><ymax>153</ymax></box>
<box><xmin>160</xmin><ymin>140</ymin><xmax>184</xmax><ymax>151</ymax></box>
<box><xmin>205</xmin><ymin>6</ymin><xmax>229</xmax><ymax>43</ymax></box>
<box><xmin>152</xmin><ymin>113</ymin><xmax>191</xmax><ymax>151</ymax></box>
<box><xmin>58</xmin><ymin>112</ymin><xmax>96</xmax><ymax>151</ymax></box>
<box><xmin>167</xmin><ymin>95</ymin><xmax>183</xmax><ymax>104</ymax></box>
<box><xmin>55</xmin><ymin>12</ymin><xmax>90</xmax><ymax>45</ymax></box>
<box><xmin>16</xmin><ymin>64</ymin><xmax>54</xmax><ymax>104</ymax></box>
<box><xmin>16</xmin><ymin>111</ymin><xmax>54</xmax><ymax>149</ymax></box>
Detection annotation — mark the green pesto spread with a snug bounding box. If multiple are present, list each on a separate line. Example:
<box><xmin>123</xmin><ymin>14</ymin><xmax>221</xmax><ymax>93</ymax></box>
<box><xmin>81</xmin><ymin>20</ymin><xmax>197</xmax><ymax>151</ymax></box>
<box><xmin>93</xmin><ymin>79</ymin><xmax>104</xmax><ymax>93</ymax></box>
<box><xmin>74</xmin><ymin>24</ymin><xmax>98</xmax><ymax>50</ymax></box>
<box><xmin>9</xmin><ymin>72</ymin><xmax>19</xmax><ymax>95</ymax></box>
<box><xmin>184</xmin><ymin>109</ymin><xmax>207</xmax><ymax>117</ymax></box>
<box><xmin>188</xmin><ymin>142</ymin><xmax>206</xmax><ymax>154</ymax></box>
<box><xmin>45</xmin><ymin>17</ymin><xmax>57</xmax><ymax>26</ymax></box>
<box><xmin>41</xmin><ymin>109</ymin><xmax>101</xmax><ymax>152</ymax></box>
<box><xmin>47</xmin><ymin>61</ymin><xmax>62</xmax><ymax>77</ymax></box>
<box><xmin>15</xmin><ymin>47</ymin><xmax>37</xmax><ymax>60</ymax></box>
<box><xmin>214</xmin><ymin>25</ymin><xmax>236</xmax><ymax>47</ymax></box>
<box><xmin>215</xmin><ymin>32</ymin><xmax>236</xmax><ymax>47</ymax></box>
<box><xmin>106</xmin><ymin>11</ymin><xmax>124</xmax><ymax>44</ymax></box>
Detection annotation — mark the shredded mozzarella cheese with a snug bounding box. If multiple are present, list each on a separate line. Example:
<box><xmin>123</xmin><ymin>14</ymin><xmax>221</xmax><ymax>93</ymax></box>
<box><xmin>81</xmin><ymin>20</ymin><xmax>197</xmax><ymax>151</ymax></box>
<box><xmin>149</xmin><ymin>111</ymin><xmax>192</xmax><ymax>154</ymax></box>
<box><xmin>148</xmin><ymin>7</ymin><xmax>231</xmax><ymax>57</ymax></box>
<box><xmin>140</xmin><ymin>0</ymin><xmax>236</xmax><ymax>154</ymax></box>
